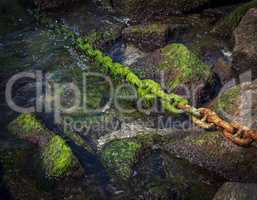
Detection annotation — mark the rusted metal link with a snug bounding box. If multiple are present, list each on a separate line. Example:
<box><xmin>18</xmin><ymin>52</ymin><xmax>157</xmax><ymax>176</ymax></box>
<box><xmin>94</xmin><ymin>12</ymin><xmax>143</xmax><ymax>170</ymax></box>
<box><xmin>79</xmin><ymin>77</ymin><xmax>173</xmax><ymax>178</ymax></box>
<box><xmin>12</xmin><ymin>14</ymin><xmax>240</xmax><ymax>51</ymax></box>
<box><xmin>177</xmin><ymin>104</ymin><xmax>257</xmax><ymax>147</ymax></box>
<box><xmin>223</xmin><ymin>129</ymin><xmax>253</xmax><ymax>146</ymax></box>
<box><xmin>197</xmin><ymin>108</ymin><xmax>234</xmax><ymax>133</ymax></box>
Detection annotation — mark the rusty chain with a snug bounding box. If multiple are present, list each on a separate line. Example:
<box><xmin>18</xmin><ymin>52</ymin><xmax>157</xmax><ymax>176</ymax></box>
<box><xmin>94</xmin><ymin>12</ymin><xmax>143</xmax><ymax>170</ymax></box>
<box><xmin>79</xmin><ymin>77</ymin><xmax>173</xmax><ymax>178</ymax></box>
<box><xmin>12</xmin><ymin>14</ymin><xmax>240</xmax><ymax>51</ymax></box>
<box><xmin>74</xmin><ymin>35</ymin><xmax>257</xmax><ymax>147</ymax></box>
<box><xmin>177</xmin><ymin>103</ymin><xmax>257</xmax><ymax>146</ymax></box>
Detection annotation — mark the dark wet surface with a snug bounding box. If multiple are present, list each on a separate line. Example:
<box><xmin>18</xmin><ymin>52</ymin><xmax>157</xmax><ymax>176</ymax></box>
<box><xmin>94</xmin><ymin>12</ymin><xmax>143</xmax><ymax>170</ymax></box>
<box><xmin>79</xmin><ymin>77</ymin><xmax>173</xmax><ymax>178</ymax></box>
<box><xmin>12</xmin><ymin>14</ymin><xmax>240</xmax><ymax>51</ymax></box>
<box><xmin>0</xmin><ymin>1</ymin><xmax>232</xmax><ymax>199</ymax></box>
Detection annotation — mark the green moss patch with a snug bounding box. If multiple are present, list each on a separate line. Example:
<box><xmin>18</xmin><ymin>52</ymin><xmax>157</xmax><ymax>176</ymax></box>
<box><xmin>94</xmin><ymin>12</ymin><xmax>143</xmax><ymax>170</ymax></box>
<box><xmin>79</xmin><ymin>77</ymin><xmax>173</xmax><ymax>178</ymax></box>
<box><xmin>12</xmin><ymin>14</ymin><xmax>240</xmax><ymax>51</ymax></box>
<box><xmin>214</xmin><ymin>85</ymin><xmax>240</xmax><ymax>116</ymax></box>
<box><xmin>8</xmin><ymin>113</ymin><xmax>50</xmax><ymax>141</ymax></box>
<box><xmin>42</xmin><ymin>135</ymin><xmax>76</xmax><ymax>178</ymax></box>
<box><xmin>101</xmin><ymin>134</ymin><xmax>166</xmax><ymax>181</ymax></box>
<box><xmin>190</xmin><ymin>131</ymin><xmax>221</xmax><ymax>146</ymax></box>
<box><xmin>158</xmin><ymin>43</ymin><xmax>211</xmax><ymax>89</ymax></box>
<box><xmin>101</xmin><ymin>139</ymin><xmax>141</xmax><ymax>180</ymax></box>
<box><xmin>224</xmin><ymin>0</ymin><xmax>257</xmax><ymax>29</ymax></box>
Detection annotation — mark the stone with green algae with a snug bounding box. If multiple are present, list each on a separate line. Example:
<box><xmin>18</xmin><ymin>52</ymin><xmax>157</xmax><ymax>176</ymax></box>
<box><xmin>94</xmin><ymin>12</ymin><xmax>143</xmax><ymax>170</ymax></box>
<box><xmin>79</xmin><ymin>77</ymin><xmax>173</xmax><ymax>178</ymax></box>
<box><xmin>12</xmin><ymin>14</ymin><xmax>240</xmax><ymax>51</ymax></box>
<box><xmin>100</xmin><ymin>134</ymin><xmax>166</xmax><ymax>181</ymax></box>
<box><xmin>41</xmin><ymin>135</ymin><xmax>77</xmax><ymax>178</ymax></box>
<box><xmin>157</xmin><ymin>43</ymin><xmax>212</xmax><ymax>89</ymax></box>
<box><xmin>101</xmin><ymin>139</ymin><xmax>141</xmax><ymax>180</ymax></box>
<box><xmin>7</xmin><ymin>113</ymin><xmax>51</xmax><ymax>146</ymax></box>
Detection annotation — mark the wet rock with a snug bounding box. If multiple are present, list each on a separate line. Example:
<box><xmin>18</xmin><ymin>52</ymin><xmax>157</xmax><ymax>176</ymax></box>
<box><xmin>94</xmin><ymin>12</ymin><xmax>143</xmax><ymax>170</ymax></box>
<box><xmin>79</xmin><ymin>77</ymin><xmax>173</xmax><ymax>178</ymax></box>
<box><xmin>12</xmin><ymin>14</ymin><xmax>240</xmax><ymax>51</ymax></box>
<box><xmin>122</xmin><ymin>23</ymin><xmax>170</xmax><ymax>52</ymax></box>
<box><xmin>232</xmin><ymin>8</ymin><xmax>257</xmax><ymax>80</ymax></box>
<box><xmin>202</xmin><ymin>8</ymin><xmax>225</xmax><ymax>25</ymax></box>
<box><xmin>136</xmin><ymin>43</ymin><xmax>213</xmax><ymax>104</ymax></box>
<box><xmin>213</xmin><ymin>0</ymin><xmax>257</xmax><ymax>38</ymax></box>
<box><xmin>101</xmin><ymin>138</ymin><xmax>142</xmax><ymax>181</ymax></box>
<box><xmin>7</xmin><ymin>114</ymin><xmax>81</xmax><ymax>179</ymax></box>
<box><xmin>165</xmin><ymin>130</ymin><xmax>257</xmax><ymax>182</ymax></box>
<box><xmin>8</xmin><ymin>113</ymin><xmax>52</xmax><ymax>147</ymax></box>
<box><xmin>130</xmin><ymin>150</ymin><xmax>223</xmax><ymax>200</ymax></box>
<box><xmin>213</xmin><ymin>80</ymin><xmax>257</xmax><ymax>129</ymax></box>
<box><xmin>100</xmin><ymin>134</ymin><xmax>165</xmax><ymax>181</ymax></box>
<box><xmin>0</xmin><ymin>137</ymin><xmax>52</xmax><ymax>200</ymax></box>
<box><xmin>213</xmin><ymin>182</ymin><xmax>257</xmax><ymax>200</ymax></box>
<box><xmin>86</xmin><ymin>25</ymin><xmax>123</xmax><ymax>49</ymax></box>
<box><xmin>41</xmin><ymin>135</ymin><xmax>77</xmax><ymax>178</ymax></box>
<box><xmin>33</xmin><ymin>0</ymin><xmax>79</xmax><ymax>10</ymax></box>
<box><xmin>110</xmin><ymin>0</ymin><xmax>209</xmax><ymax>17</ymax></box>
<box><xmin>120</xmin><ymin>44</ymin><xmax>145</xmax><ymax>66</ymax></box>
<box><xmin>213</xmin><ymin>56</ymin><xmax>233</xmax><ymax>84</ymax></box>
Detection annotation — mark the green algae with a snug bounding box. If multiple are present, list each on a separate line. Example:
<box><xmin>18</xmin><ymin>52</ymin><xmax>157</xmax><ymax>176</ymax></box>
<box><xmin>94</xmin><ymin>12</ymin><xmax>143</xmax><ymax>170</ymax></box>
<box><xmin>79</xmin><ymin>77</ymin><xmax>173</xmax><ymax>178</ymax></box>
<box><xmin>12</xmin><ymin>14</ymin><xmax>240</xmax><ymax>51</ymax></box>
<box><xmin>158</xmin><ymin>43</ymin><xmax>211</xmax><ymax>89</ymax></box>
<box><xmin>101</xmin><ymin>134</ymin><xmax>166</xmax><ymax>180</ymax></box>
<box><xmin>8</xmin><ymin>113</ymin><xmax>47</xmax><ymax>138</ymax></box>
<box><xmin>190</xmin><ymin>131</ymin><xmax>220</xmax><ymax>146</ymax></box>
<box><xmin>214</xmin><ymin>85</ymin><xmax>240</xmax><ymax>115</ymax></box>
<box><xmin>101</xmin><ymin>139</ymin><xmax>141</xmax><ymax>180</ymax></box>
<box><xmin>224</xmin><ymin>0</ymin><xmax>257</xmax><ymax>30</ymax></box>
<box><xmin>42</xmin><ymin>135</ymin><xmax>76</xmax><ymax>178</ymax></box>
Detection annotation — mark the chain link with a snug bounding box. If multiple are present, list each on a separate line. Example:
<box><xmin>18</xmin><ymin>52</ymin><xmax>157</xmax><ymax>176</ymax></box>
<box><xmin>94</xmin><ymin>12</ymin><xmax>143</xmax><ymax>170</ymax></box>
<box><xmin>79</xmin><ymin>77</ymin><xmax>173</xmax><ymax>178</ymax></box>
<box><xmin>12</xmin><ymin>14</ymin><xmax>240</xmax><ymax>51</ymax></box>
<box><xmin>177</xmin><ymin>104</ymin><xmax>257</xmax><ymax>146</ymax></box>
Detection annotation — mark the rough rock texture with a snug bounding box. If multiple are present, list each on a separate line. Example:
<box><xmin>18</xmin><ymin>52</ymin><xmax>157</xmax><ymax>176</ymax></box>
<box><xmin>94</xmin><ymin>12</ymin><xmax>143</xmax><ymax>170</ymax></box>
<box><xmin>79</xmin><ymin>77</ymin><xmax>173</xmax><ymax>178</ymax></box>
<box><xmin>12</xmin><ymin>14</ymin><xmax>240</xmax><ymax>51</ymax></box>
<box><xmin>232</xmin><ymin>8</ymin><xmax>257</xmax><ymax>80</ymax></box>
<box><xmin>8</xmin><ymin>113</ymin><xmax>52</xmax><ymax>147</ymax></box>
<box><xmin>33</xmin><ymin>0</ymin><xmax>79</xmax><ymax>10</ymax></box>
<box><xmin>212</xmin><ymin>0</ymin><xmax>257</xmax><ymax>38</ymax></box>
<box><xmin>213</xmin><ymin>182</ymin><xmax>257</xmax><ymax>200</ymax></box>
<box><xmin>213</xmin><ymin>79</ymin><xmax>257</xmax><ymax>129</ymax></box>
<box><xmin>165</xmin><ymin>131</ymin><xmax>257</xmax><ymax>182</ymax></box>
<box><xmin>122</xmin><ymin>23</ymin><xmax>170</xmax><ymax>52</ymax></box>
<box><xmin>130</xmin><ymin>149</ymin><xmax>223</xmax><ymax>200</ymax></box>
<box><xmin>110</xmin><ymin>0</ymin><xmax>209</xmax><ymax>17</ymax></box>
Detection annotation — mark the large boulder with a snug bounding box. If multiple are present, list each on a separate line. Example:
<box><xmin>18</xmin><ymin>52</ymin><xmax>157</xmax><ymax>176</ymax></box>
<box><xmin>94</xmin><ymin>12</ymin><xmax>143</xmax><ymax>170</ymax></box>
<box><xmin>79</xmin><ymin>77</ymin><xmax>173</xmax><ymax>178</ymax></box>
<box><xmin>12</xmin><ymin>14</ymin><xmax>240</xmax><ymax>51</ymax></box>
<box><xmin>165</xmin><ymin>130</ymin><xmax>257</xmax><ymax>182</ymax></box>
<box><xmin>134</xmin><ymin>43</ymin><xmax>214</xmax><ymax>104</ymax></box>
<box><xmin>232</xmin><ymin>8</ymin><xmax>257</xmax><ymax>80</ymax></box>
<box><xmin>213</xmin><ymin>182</ymin><xmax>257</xmax><ymax>200</ymax></box>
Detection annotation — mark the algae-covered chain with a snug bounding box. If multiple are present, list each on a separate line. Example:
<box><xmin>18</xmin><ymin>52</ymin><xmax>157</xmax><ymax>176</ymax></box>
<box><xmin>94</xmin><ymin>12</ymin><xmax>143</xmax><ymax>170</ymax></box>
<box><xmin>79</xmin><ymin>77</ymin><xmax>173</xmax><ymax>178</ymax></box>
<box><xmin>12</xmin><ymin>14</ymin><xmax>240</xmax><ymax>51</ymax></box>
<box><xmin>72</xmin><ymin>32</ymin><xmax>257</xmax><ymax>147</ymax></box>
<box><xmin>76</xmin><ymin>37</ymin><xmax>189</xmax><ymax>114</ymax></box>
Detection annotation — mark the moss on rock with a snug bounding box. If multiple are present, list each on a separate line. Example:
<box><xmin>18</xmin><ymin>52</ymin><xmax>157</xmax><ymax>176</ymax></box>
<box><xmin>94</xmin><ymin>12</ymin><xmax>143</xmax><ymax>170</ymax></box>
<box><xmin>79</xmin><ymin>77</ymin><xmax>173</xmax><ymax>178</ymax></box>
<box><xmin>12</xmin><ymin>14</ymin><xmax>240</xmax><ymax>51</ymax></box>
<box><xmin>223</xmin><ymin>0</ymin><xmax>257</xmax><ymax>29</ymax></box>
<box><xmin>101</xmin><ymin>139</ymin><xmax>141</xmax><ymax>180</ymax></box>
<box><xmin>214</xmin><ymin>85</ymin><xmax>240</xmax><ymax>116</ymax></box>
<box><xmin>8</xmin><ymin>113</ymin><xmax>51</xmax><ymax>146</ymax></box>
<box><xmin>158</xmin><ymin>43</ymin><xmax>211</xmax><ymax>89</ymax></box>
<box><xmin>8</xmin><ymin>114</ymin><xmax>80</xmax><ymax>179</ymax></box>
<box><xmin>41</xmin><ymin>135</ymin><xmax>76</xmax><ymax>178</ymax></box>
<box><xmin>101</xmin><ymin>134</ymin><xmax>165</xmax><ymax>181</ymax></box>
<box><xmin>122</xmin><ymin>23</ymin><xmax>170</xmax><ymax>51</ymax></box>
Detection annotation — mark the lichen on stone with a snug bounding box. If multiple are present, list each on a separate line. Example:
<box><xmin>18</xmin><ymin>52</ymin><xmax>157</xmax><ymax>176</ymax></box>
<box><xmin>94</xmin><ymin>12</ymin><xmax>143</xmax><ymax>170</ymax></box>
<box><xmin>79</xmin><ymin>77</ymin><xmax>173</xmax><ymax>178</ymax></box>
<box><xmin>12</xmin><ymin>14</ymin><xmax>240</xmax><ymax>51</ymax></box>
<box><xmin>41</xmin><ymin>135</ymin><xmax>76</xmax><ymax>178</ymax></box>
